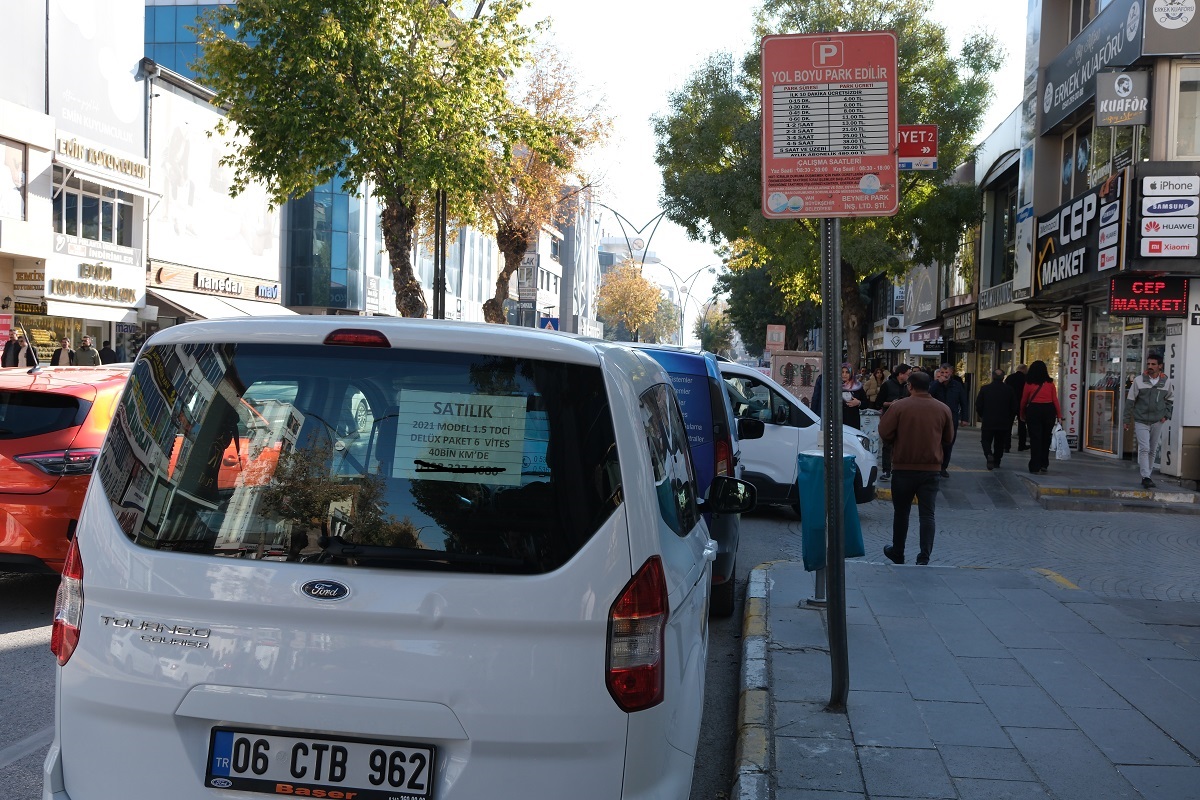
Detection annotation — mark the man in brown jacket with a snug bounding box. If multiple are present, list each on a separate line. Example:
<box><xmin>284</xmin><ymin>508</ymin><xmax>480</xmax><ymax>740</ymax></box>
<box><xmin>878</xmin><ymin>370</ymin><xmax>954</xmax><ymax>565</ymax></box>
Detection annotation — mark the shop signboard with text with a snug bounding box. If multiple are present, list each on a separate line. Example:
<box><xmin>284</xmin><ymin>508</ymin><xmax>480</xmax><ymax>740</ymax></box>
<box><xmin>761</xmin><ymin>31</ymin><xmax>898</xmax><ymax>218</ymax></box>
<box><xmin>1130</xmin><ymin>162</ymin><xmax>1200</xmax><ymax>271</ymax></box>
<box><xmin>1033</xmin><ymin>171</ymin><xmax>1127</xmax><ymax>299</ymax></box>
<box><xmin>1064</xmin><ymin>307</ymin><xmax>1084</xmax><ymax>442</ymax></box>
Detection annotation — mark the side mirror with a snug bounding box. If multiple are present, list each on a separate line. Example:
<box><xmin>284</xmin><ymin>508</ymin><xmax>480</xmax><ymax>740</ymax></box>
<box><xmin>699</xmin><ymin>475</ymin><xmax>756</xmax><ymax>515</ymax></box>
<box><xmin>737</xmin><ymin>417</ymin><xmax>765</xmax><ymax>440</ymax></box>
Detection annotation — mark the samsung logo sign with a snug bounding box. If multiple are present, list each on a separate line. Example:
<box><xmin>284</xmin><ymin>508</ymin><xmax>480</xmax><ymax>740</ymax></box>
<box><xmin>1145</xmin><ymin>198</ymin><xmax>1197</xmax><ymax>214</ymax></box>
<box><xmin>301</xmin><ymin>580</ymin><xmax>351</xmax><ymax>601</ymax></box>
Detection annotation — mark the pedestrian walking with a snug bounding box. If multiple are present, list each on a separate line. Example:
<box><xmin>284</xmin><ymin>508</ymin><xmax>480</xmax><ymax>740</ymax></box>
<box><xmin>2</xmin><ymin>333</ymin><xmax>39</xmax><ymax>367</ymax></box>
<box><xmin>1019</xmin><ymin>360</ymin><xmax>1062</xmax><ymax>474</ymax></box>
<box><xmin>1123</xmin><ymin>352</ymin><xmax>1174</xmax><ymax>488</ymax></box>
<box><xmin>51</xmin><ymin>337</ymin><xmax>76</xmax><ymax>366</ymax></box>
<box><xmin>99</xmin><ymin>340</ymin><xmax>119</xmax><ymax>364</ymax></box>
<box><xmin>931</xmin><ymin>363</ymin><xmax>968</xmax><ymax>477</ymax></box>
<box><xmin>875</xmin><ymin>364</ymin><xmax>911</xmax><ymax>480</ymax></box>
<box><xmin>976</xmin><ymin>368</ymin><xmax>1017</xmax><ymax>470</ymax></box>
<box><xmin>1005</xmin><ymin>364</ymin><xmax>1028</xmax><ymax>451</ymax></box>
<box><xmin>878</xmin><ymin>370</ymin><xmax>954</xmax><ymax>566</ymax></box>
<box><xmin>864</xmin><ymin>367</ymin><xmax>886</xmax><ymax>409</ymax></box>
<box><xmin>839</xmin><ymin>363</ymin><xmax>869</xmax><ymax>429</ymax></box>
<box><xmin>809</xmin><ymin>370</ymin><xmax>824</xmax><ymax>416</ymax></box>
<box><xmin>75</xmin><ymin>336</ymin><xmax>101</xmax><ymax>366</ymax></box>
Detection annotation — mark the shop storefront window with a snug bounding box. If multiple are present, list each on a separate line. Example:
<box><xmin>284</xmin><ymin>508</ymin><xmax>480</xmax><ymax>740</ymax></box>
<box><xmin>1</xmin><ymin>137</ymin><xmax>26</xmax><ymax>220</ymax></box>
<box><xmin>1174</xmin><ymin>66</ymin><xmax>1200</xmax><ymax>160</ymax></box>
<box><xmin>52</xmin><ymin>166</ymin><xmax>135</xmax><ymax>247</ymax></box>
<box><xmin>1023</xmin><ymin>337</ymin><xmax>1060</xmax><ymax>386</ymax></box>
<box><xmin>13</xmin><ymin>315</ymin><xmax>82</xmax><ymax>363</ymax></box>
<box><xmin>1086</xmin><ymin>308</ymin><xmax>1122</xmax><ymax>453</ymax></box>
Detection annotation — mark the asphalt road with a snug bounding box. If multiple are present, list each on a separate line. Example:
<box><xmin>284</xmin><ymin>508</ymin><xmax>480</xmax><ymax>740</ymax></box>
<box><xmin>5</xmin><ymin>487</ymin><xmax>1198</xmax><ymax>800</ymax></box>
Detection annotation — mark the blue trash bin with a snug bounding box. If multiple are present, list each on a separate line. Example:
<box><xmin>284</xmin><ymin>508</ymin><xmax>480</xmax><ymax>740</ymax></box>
<box><xmin>797</xmin><ymin>451</ymin><xmax>865</xmax><ymax>572</ymax></box>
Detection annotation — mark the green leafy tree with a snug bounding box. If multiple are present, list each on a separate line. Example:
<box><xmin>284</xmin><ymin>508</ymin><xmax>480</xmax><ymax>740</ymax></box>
<box><xmin>718</xmin><ymin>261</ymin><xmax>821</xmax><ymax>357</ymax></box>
<box><xmin>653</xmin><ymin>0</ymin><xmax>1001</xmax><ymax>366</ymax></box>
<box><xmin>195</xmin><ymin>0</ymin><xmax>555</xmax><ymax>318</ymax></box>
<box><xmin>643</xmin><ymin>295</ymin><xmax>682</xmax><ymax>344</ymax></box>
<box><xmin>695</xmin><ymin>305</ymin><xmax>735</xmax><ymax>357</ymax></box>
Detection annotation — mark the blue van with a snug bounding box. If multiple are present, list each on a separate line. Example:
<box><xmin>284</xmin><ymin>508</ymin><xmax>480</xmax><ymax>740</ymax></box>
<box><xmin>631</xmin><ymin>345</ymin><xmax>763</xmax><ymax>615</ymax></box>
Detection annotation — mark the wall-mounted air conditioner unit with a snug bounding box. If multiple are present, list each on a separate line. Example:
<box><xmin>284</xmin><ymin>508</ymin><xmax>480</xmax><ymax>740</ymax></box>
<box><xmin>885</xmin><ymin>315</ymin><xmax>906</xmax><ymax>331</ymax></box>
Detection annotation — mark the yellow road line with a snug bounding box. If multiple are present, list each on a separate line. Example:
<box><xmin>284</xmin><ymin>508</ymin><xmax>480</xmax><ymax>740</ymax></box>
<box><xmin>1034</xmin><ymin>568</ymin><xmax>1079</xmax><ymax>590</ymax></box>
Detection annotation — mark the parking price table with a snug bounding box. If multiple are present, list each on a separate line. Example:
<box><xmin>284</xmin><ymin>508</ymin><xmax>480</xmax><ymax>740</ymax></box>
<box><xmin>771</xmin><ymin>81</ymin><xmax>890</xmax><ymax>158</ymax></box>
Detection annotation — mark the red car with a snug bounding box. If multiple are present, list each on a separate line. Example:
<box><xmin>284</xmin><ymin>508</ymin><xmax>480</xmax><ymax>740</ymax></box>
<box><xmin>0</xmin><ymin>365</ymin><xmax>130</xmax><ymax>573</ymax></box>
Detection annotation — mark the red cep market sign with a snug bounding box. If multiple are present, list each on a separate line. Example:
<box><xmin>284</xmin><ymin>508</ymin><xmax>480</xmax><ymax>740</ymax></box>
<box><xmin>1108</xmin><ymin>275</ymin><xmax>1189</xmax><ymax>316</ymax></box>
<box><xmin>761</xmin><ymin>31</ymin><xmax>898</xmax><ymax>219</ymax></box>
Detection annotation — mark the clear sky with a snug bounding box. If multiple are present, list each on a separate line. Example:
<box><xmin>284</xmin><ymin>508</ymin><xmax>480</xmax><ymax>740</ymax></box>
<box><xmin>519</xmin><ymin>0</ymin><xmax>1029</xmax><ymax>343</ymax></box>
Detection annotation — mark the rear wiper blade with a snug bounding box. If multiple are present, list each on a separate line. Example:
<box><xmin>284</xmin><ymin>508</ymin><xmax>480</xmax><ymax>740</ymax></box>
<box><xmin>413</xmin><ymin>459</ymin><xmax>507</xmax><ymax>476</ymax></box>
<box><xmin>316</xmin><ymin>536</ymin><xmax>526</xmax><ymax>568</ymax></box>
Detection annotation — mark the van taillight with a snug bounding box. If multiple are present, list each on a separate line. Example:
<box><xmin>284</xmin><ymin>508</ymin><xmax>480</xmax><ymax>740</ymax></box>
<box><xmin>606</xmin><ymin>556</ymin><xmax>667</xmax><ymax>712</ymax></box>
<box><xmin>714</xmin><ymin>437</ymin><xmax>732</xmax><ymax>477</ymax></box>
<box><xmin>50</xmin><ymin>536</ymin><xmax>84</xmax><ymax>666</ymax></box>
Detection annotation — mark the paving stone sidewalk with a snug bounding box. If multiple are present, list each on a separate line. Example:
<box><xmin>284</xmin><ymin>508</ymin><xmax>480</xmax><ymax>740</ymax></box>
<box><xmin>735</xmin><ymin>561</ymin><xmax>1200</xmax><ymax>800</ymax></box>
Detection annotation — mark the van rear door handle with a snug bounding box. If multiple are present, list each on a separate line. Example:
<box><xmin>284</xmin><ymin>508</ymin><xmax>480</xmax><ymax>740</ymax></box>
<box><xmin>702</xmin><ymin>539</ymin><xmax>718</xmax><ymax>562</ymax></box>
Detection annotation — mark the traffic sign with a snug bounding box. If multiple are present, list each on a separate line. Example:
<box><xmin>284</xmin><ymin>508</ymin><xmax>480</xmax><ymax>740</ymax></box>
<box><xmin>898</xmin><ymin>124</ymin><xmax>938</xmax><ymax>171</ymax></box>
<box><xmin>760</xmin><ymin>31</ymin><xmax>898</xmax><ymax>219</ymax></box>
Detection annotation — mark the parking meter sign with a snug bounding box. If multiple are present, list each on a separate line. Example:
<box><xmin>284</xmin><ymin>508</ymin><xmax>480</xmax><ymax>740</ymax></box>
<box><xmin>761</xmin><ymin>31</ymin><xmax>898</xmax><ymax>219</ymax></box>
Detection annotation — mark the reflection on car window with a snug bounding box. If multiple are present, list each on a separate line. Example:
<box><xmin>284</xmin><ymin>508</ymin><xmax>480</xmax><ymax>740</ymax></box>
<box><xmin>724</xmin><ymin>375</ymin><xmax>811</xmax><ymax>428</ymax></box>
<box><xmin>95</xmin><ymin>343</ymin><xmax>621</xmax><ymax>574</ymax></box>
<box><xmin>639</xmin><ymin>384</ymin><xmax>699</xmax><ymax>537</ymax></box>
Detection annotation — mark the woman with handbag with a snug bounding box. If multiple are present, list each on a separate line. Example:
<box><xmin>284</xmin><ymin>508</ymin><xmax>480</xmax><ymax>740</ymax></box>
<box><xmin>1019</xmin><ymin>360</ymin><xmax>1063</xmax><ymax>474</ymax></box>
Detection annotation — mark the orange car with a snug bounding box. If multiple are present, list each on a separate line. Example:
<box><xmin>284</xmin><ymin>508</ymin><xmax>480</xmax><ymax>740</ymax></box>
<box><xmin>0</xmin><ymin>365</ymin><xmax>130</xmax><ymax>573</ymax></box>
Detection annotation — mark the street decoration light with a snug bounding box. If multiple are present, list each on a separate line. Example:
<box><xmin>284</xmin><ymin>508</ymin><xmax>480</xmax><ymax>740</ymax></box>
<box><xmin>594</xmin><ymin>203</ymin><xmax>667</xmax><ymax>270</ymax></box>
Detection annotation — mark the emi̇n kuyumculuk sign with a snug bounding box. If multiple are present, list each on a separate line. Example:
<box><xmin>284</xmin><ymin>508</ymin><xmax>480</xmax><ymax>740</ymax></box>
<box><xmin>394</xmin><ymin>390</ymin><xmax>528</xmax><ymax>486</ymax></box>
<box><xmin>761</xmin><ymin>31</ymin><xmax>898</xmax><ymax>219</ymax></box>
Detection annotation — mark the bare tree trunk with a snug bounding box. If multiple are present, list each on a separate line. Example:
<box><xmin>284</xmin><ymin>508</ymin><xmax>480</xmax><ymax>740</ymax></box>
<box><xmin>482</xmin><ymin>222</ymin><xmax>530</xmax><ymax>324</ymax></box>
<box><xmin>381</xmin><ymin>198</ymin><xmax>428</xmax><ymax>319</ymax></box>
<box><xmin>840</xmin><ymin>262</ymin><xmax>867</xmax><ymax>369</ymax></box>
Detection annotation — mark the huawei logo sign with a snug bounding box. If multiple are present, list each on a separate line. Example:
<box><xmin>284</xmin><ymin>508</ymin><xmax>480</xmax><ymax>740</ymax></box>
<box><xmin>1143</xmin><ymin>220</ymin><xmax>1161</xmax><ymax>233</ymax></box>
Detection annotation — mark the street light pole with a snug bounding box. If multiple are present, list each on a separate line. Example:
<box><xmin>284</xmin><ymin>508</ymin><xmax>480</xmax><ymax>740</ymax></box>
<box><xmin>594</xmin><ymin>203</ymin><xmax>667</xmax><ymax>270</ymax></box>
<box><xmin>658</xmin><ymin>263</ymin><xmax>719</xmax><ymax>345</ymax></box>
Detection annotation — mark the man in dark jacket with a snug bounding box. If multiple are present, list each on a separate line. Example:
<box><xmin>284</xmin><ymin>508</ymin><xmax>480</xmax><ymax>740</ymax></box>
<box><xmin>2</xmin><ymin>333</ymin><xmax>39</xmax><ymax>367</ymax></box>
<box><xmin>99</xmin><ymin>340</ymin><xmax>119</xmax><ymax>364</ymax></box>
<box><xmin>875</xmin><ymin>364</ymin><xmax>911</xmax><ymax>480</ymax></box>
<box><xmin>931</xmin><ymin>363</ymin><xmax>968</xmax><ymax>477</ymax></box>
<box><xmin>1004</xmin><ymin>364</ymin><xmax>1028</xmax><ymax>451</ymax></box>
<box><xmin>976</xmin><ymin>368</ymin><xmax>1017</xmax><ymax>470</ymax></box>
<box><xmin>879</xmin><ymin>369</ymin><xmax>954</xmax><ymax>565</ymax></box>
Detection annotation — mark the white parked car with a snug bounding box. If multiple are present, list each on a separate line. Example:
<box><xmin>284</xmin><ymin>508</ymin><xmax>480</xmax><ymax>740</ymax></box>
<box><xmin>45</xmin><ymin>317</ymin><xmax>754</xmax><ymax>800</ymax></box>
<box><xmin>718</xmin><ymin>361</ymin><xmax>878</xmax><ymax>514</ymax></box>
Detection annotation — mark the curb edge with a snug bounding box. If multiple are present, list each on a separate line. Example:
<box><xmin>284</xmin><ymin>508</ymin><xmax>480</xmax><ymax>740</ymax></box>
<box><xmin>733</xmin><ymin>564</ymin><xmax>772</xmax><ymax>800</ymax></box>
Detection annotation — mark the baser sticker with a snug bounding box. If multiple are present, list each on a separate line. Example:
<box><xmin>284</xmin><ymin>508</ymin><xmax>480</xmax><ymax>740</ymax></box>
<box><xmin>394</xmin><ymin>391</ymin><xmax>528</xmax><ymax>486</ymax></box>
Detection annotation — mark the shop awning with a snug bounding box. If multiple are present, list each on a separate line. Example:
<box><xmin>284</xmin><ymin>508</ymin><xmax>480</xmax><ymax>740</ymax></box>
<box><xmin>220</xmin><ymin>297</ymin><xmax>299</xmax><ymax>316</ymax></box>
<box><xmin>44</xmin><ymin>299</ymin><xmax>139</xmax><ymax>323</ymax></box>
<box><xmin>907</xmin><ymin>324</ymin><xmax>942</xmax><ymax>343</ymax></box>
<box><xmin>148</xmin><ymin>288</ymin><xmax>247</xmax><ymax>320</ymax></box>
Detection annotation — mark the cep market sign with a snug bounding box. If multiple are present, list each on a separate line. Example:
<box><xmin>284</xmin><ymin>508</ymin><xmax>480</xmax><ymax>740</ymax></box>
<box><xmin>1035</xmin><ymin>174</ymin><xmax>1127</xmax><ymax>297</ymax></box>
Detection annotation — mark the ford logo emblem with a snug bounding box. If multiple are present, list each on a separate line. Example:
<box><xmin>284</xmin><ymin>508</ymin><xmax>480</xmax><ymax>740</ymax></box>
<box><xmin>301</xmin><ymin>580</ymin><xmax>350</xmax><ymax>601</ymax></box>
<box><xmin>210</xmin><ymin>778</ymin><xmax>233</xmax><ymax>788</ymax></box>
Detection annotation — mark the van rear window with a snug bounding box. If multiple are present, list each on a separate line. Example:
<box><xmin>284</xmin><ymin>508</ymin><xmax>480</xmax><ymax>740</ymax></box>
<box><xmin>94</xmin><ymin>343</ymin><xmax>622</xmax><ymax>574</ymax></box>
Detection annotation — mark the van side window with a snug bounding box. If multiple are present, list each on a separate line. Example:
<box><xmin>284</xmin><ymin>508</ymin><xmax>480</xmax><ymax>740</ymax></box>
<box><xmin>639</xmin><ymin>384</ymin><xmax>699</xmax><ymax>536</ymax></box>
<box><xmin>724</xmin><ymin>376</ymin><xmax>813</xmax><ymax>428</ymax></box>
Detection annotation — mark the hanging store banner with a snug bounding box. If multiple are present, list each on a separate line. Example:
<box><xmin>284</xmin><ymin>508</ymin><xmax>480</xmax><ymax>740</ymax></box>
<box><xmin>1039</xmin><ymin>0</ymin><xmax>1143</xmax><ymax>134</ymax></box>
<box><xmin>1095</xmin><ymin>69</ymin><xmax>1150</xmax><ymax>127</ymax></box>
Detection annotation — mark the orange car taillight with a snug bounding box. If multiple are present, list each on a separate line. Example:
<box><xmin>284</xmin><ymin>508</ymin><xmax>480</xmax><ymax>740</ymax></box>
<box><xmin>714</xmin><ymin>436</ymin><xmax>732</xmax><ymax>477</ymax></box>
<box><xmin>606</xmin><ymin>556</ymin><xmax>668</xmax><ymax>712</ymax></box>
<box><xmin>14</xmin><ymin>448</ymin><xmax>101</xmax><ymax>476</ymax></box>
<box><xmin>51</xmin><ymin>536</ymin><xmax>84</xmax><ymax>666</ymax></box>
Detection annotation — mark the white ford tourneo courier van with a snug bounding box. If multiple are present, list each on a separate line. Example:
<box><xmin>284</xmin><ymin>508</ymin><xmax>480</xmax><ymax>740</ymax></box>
<box><xmin>45</xmin><ymin>318</ymin><xmax>754</xmax><ymax>800</ymax></box>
